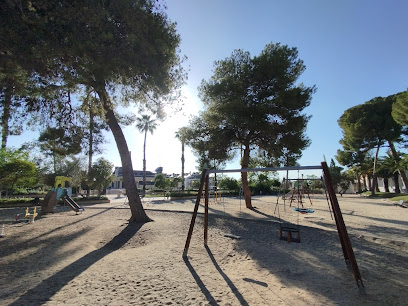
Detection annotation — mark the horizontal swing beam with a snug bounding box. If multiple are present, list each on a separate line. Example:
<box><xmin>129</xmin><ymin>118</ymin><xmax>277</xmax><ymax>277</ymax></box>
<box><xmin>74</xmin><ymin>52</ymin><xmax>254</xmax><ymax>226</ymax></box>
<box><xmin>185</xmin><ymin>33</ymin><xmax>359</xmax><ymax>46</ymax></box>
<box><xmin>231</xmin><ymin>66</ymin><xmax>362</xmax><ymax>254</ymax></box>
<box><xmin>208</xmin><ymin>165</ymin><xmax>322</xmax><ymax>174</ymax></box>
<box><xmin>281</xmin><ymin>178</ymin><xmax>323</xmax><ymax>181</ymax></box>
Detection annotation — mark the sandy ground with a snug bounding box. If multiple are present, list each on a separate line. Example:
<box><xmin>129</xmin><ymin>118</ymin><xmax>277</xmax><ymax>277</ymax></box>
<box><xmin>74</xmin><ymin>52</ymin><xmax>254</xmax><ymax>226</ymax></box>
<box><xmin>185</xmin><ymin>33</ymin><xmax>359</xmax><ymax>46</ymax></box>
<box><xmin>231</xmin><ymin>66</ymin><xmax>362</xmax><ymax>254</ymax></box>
<box><xmin>0</xmin><ymin>193</ymin><xmax>407</xmax><ymax>305</ymax></box>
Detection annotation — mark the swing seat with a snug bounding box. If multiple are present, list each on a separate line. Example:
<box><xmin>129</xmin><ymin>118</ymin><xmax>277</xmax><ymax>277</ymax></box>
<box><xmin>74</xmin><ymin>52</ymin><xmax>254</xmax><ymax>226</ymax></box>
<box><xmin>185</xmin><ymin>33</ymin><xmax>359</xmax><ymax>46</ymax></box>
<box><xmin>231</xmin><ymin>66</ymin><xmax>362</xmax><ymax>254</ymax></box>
<box><xmin>279</xmin><ymin>225</ymin><xmax>301</xmax><ymax>243</ymax></box>
<box><xmin>294</xmin><ymin>207</ymin><xmax>314</xmax><ymax>214</ymax></box>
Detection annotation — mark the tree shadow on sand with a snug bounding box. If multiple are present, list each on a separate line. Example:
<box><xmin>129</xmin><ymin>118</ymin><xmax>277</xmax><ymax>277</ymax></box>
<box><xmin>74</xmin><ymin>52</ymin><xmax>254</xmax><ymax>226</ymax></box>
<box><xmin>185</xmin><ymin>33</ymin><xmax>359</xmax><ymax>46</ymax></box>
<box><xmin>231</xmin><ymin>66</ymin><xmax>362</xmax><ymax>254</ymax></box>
<box><xmin>185</xmin><ymin>214</ymin><xmax>368</xmax><ymax>304</ymax></box>
<box><xmin>10</xmin><ymin>223</ymin><xmax>144</xmax><ymax>306</ymax></box>
<box><xmin>182</xmin><ymin>246</ymin><xmax>249</xmax><ymax>306</ymax></box>
<box><xmin>198</xmin><ymin>213</ymin><xmax>408</xmax><ymax>304</ymax></box>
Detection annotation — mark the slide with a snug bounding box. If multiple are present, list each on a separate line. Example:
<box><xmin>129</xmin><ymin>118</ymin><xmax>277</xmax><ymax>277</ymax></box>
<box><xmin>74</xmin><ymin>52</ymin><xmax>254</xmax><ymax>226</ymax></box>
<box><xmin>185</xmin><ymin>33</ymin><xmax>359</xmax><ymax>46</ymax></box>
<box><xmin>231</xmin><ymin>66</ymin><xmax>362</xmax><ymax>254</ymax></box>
<box><xmin>64</xmin><ymin>196</ymin><xmax>84</xmax><ymax>213</ymax></box>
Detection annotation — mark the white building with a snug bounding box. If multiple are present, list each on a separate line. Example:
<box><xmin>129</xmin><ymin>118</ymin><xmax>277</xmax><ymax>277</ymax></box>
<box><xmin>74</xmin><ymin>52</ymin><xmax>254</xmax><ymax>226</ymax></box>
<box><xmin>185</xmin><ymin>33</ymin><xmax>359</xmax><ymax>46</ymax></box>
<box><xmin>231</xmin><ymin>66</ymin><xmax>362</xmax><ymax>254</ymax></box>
<box><xmin>184</xmin><ymin>172</ymin><xmax>201</xmax><ymax>189</ymax></box>
<box><xmin>111</xmin><ymin>167</ymin><xmax>156</xmax><ymax>190</ymax></box>
<box><xmin>345</xmin><ymin>170</ymin><xmax>408</xmax><ymax>194</ymax></box>
<box><xmin>369</xmin><ymin>171</ymin><xmax>407</xmax><ymax>193</ymax></box>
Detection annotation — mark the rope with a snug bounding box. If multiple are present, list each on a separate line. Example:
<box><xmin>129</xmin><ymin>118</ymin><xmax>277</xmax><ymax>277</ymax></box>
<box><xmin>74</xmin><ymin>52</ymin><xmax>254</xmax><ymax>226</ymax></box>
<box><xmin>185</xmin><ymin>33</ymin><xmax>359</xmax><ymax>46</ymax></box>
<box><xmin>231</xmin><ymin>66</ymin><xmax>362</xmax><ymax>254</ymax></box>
<box><xmin>321</xmin><ymin>175</ymin><xmax>334</xmax><ymax>220</ymax></box>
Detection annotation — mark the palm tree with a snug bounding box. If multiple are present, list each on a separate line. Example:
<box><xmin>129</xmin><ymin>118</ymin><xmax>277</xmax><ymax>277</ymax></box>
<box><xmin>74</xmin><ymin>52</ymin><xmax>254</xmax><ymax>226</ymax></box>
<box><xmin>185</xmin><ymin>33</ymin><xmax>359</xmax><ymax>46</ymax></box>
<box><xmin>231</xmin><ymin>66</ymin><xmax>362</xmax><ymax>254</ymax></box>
<box><xmin>376</xmin><ymin>157</ymin><xmax>393</xmax><ymax>193</ymax></box>
<box><xmin>360</xmin><ymin>155</ymin><xmax>374</xmax><ymax>191</ymax></box>
<box><xmin>349</xmin><ymin>165</ymin><xmax>362</xmax><ymax>193</ymax></box>
<box><xmin>136</xmin><ymin>114</ymin><xmax>157</xmax><ymax>196</ymax></box>
<box><xmin>381</xmin><ymin>150</ymin><xmax>407</xmax><ymax>193</ymax></box>
<box><xmin>175</xmin><ymin>127</ymin><xmax>188</xmax><ymax>191</ymax></box>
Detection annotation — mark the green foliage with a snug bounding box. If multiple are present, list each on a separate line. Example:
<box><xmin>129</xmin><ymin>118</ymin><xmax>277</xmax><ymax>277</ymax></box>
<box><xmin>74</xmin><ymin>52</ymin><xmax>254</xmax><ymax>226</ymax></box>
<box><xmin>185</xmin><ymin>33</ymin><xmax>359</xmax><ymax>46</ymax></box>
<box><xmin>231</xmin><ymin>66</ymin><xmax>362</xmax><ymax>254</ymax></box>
<box><xmin>74</xmin><ymin>195</ymin><xmax>108</xmax><ymax>202</ymax></box>
<box><xmin>390</xmin><ymin>195</ymin><xmax>408</xmax><ymax>202</ymax></box>
<box><xmin>60</xmin><ymin>156</ymin><xmax>87</xmax><ymax>189</ymax></box>
<box><xmin>191</xmin><ymin>179</ymin><xmax>201</xmax><ymax>189</ymax></box>
<box><xmin>392</xmin><ymin>90</ymin><xmax>408</xmax><ymax>128</ymax></box>
<box><xmin>340</xmin><ymin>96</ymin><xmax>398</xmax><ymax>150</ymax></box>
<box><xmin>0</xmin><ymin>197</ymin><xmax>35</xmax><ymax>206</ymax></box>
<box><xmin>39</xmin><ymin>127</ymin><xmax>83</xmax><ymax>156</ymax></box>
<box><xmin>0</xmin><ymin>148</ymin><xmax>38</xmax><ymax>195</ymax></box>
<box><xmin>136</xmin><ymin>114</ymin><xmax>158</xmax><ymax>195</ymax></box>
<box><xmin>154</xmin><ymin>173</ymin><xmax>169</xmax><ymax>190</ymax></box>
<box><xmin>38</xmin><ymin>126</ymin><xmax>83</xmax><ymax>173</ymax></box>
<box><xmin>89</xmin><ymin>158</ymin><xmax>114</xmax><ymax>196</ymax></box>
<box><xmin>0</xmin><ymin>64</ymin><xmax>32</xmax><ymax>148</ymax></box>
<box><xmin>1</xmin><ymin>0</ymin><xmax>186</xmax><ymax>221</ymax></box>
<box><xmin>78</xmin><ymin>88</ymin><xmax>109</xmax><ymax>164</ymax></box>
<box><xmin>170</xmin><ymin>177</ymin><xmax>183</xmax><ymax>189</ymax></box>
<box><xmin>248</xmin><ymin>172</ymin><xmax>280</xmax><ymax>195</ymax></box>
<box><xmin>361</xmin><ymin>191</ymin><xmax>408</xmax><ymax>199</ymax></box>
<box><xmin>218</xmin><ymin>177</ymin><xmax>240</xmax><ymax>192</ymax></box>
<box><xmin>184</xmin><ymin>42</ymin><xmax>314</xmax><ymax>169</ymax></box>
<box><xmin>168</xmin><ymin>190</ymin><xmax>197</xmax><ymax>198</ymax></box>
<box><xmin>337</xmin><ymin>93</ymin><xmax>408</xmax><ymax>194</ymax></box>
<box><xmin>304</xmin><ymin>175</ymin><xmax>323</xmax><ymax>189</ymax></box>
<box><xmin>339</xmin><ymin>170</ymin><xmax>354</xmax><ymax>194</ymax></box>
<box><xmin>328</xmin><ymin>159</ymin><xmax>353</xmax><ymax>193</ymax></box>
<box><xmin>338</xmin><ymin>94</ymin><xmax>404</xmax><ymax>154</ymax></box>
<box><xmin>377</xmin><ymin>153</ymin><xmax>396</xmax><ymax>179</ymax></box>
<box><xmin>1</xmin><ymin>0</ymin><xmax>186</xmax><ymax>100</ymax></box>
<box><xmin>175</xmin><ymin>127</ymin><xmax>188</xmax><ymax>191</ymax></box>
<box><xmin>136</xmin><ymin>114</ymin><xmax>158</xmax><ymax>136</ymax></box>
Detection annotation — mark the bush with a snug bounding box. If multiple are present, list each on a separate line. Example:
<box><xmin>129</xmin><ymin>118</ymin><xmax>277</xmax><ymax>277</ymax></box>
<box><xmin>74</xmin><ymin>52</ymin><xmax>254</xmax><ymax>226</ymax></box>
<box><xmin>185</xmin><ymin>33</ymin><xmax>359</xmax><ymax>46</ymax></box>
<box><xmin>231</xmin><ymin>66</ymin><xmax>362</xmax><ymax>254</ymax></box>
<box><xmin>0</xmin><ymin>198</ymin><xmax>36</xmax><ymax>206</ymax></box>
<box><xmin>74</xmin><ymin>195</ymin><xmax>108</xmax><ymax>201</ymax></box>
<box><xmin>218</xmin><ymin>177</ymin><xmax>240</xmax><ymax>193</ymax></box>
<box><xmin>169</xmin><ymin>190</ymin><xmax>198</xmax><ymax>198</ymax></box>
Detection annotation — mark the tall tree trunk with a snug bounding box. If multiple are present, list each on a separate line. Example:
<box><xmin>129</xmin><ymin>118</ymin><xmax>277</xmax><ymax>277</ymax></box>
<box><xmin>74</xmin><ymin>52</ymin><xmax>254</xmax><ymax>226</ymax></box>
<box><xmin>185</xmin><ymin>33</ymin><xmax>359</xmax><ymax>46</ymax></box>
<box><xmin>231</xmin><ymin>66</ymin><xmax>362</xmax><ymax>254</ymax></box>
<box><xmin>371</xmin><ymin>143</ymin><xmax>381</xmax><ymax>196</ymax></box>
<box><xmin>181</xmin><ymin>141</ymin><xmax>185</xmax><ymax>191</ymax></box>
<box><xmin>96</xmin><ymin>86</ymin><xmax>150</xmax><ymax>223</ymax></box>
<box><xmin>375</xmin><ymin>177</ymin><xmax>380</xmax><ymax>192</ymax></box>
<box><xmin>53</xmin><ymin>141</ymin><xmax>57</xmax><ymax>174</ymax></box>
<box><xmin>362</xmin><ymin>175</ymin><xmax>367</xmax><ymax>190</ymax></box>
<box><xmin>241</xmin><ymin>145</ymin><xmax>252</xmax><ymax>209</ymax></box>
<box><xmin>87</xmin><ymin>109</ymin><xmax>94</xmax><ymax>197</ymax></box>
<box><xmin>356</xmin><ymin>173</ymin><xmax>362</xmax><ymax>193</ymax></box>
<box><xmin>383</xmin><ymin>178</ymin><xmax>390</xmax><ymax>193</ymax></box>
<box><xmin>393</xmin><ymin>172</ymin><xmax>401</xmax><ymax>193</ymax></box>
<box><xmin>367</xmin><ymin>175</ymin><xmax>372</xmax><ymax>191</ymax></box>
<box><xmin>142</xmin><ymin>128</ymin><xmax>147</xmax><ymax>196</ymax></box>
<box><xmin>1</xmin><ymin>87</ymin><xmax>12</xmax><ymax>149</ymax></box>
<box><xmin>388</xmin><ymin>141</ymin><xmax>408</xmax><ymax>192</ymax></box>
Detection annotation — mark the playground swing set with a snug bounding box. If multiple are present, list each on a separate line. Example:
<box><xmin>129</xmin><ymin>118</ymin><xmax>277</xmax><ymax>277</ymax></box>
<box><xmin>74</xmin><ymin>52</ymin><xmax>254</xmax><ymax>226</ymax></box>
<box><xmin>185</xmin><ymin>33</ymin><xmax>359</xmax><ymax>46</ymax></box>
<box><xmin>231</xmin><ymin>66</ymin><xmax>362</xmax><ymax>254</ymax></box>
<box><xmin>182</xmin><ymin>161</ymin><xmax>365</xmax><ymax>292</ymax></box>
<box><xmin>274</xmin><ymin>173</ymin><xmax>334</xmax><ymax>243</ymax></box>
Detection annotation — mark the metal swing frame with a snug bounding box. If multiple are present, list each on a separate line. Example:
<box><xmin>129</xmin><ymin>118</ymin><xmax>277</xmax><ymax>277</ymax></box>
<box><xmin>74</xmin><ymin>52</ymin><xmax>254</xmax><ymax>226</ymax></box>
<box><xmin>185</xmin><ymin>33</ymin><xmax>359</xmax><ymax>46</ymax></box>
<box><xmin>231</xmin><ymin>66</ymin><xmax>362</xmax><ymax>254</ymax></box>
<box><xmin>182</xmin><ymin>161</ymin><xmax>365</xmax><ymax>291</ymax></box>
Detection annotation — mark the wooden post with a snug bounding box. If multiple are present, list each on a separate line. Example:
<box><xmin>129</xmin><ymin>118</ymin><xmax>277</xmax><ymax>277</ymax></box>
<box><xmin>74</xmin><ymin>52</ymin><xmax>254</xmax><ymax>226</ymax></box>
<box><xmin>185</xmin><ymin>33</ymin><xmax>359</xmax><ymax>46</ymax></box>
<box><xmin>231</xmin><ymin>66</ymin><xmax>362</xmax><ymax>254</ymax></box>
<box><xmin>322</xmin><ymin>167</ymin><xmax>350</xmax><ymax>267</ymax></box>
<box><xmin>204</xmin><ymin>173</ymin><xmax>209</xmax><ymax>246</ymax></box>
<box><xmin>182</xmin><ymin>169</ymin><xmax>208</xmax><ymax>258</ymax></box>
<box><xmin>321</xmin><ymin>162</ymin><xmax>365</xmax><ymax>291</ymax></box>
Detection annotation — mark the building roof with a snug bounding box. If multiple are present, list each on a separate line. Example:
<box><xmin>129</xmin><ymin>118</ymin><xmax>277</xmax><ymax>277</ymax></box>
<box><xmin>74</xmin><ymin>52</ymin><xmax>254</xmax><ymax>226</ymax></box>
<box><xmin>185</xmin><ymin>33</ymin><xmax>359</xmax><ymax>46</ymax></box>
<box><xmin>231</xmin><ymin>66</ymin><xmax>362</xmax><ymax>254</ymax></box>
<box><xmin>114</xmin><ymin>167</ymin><xmax>156</xmax><ymax>177</ymax></box>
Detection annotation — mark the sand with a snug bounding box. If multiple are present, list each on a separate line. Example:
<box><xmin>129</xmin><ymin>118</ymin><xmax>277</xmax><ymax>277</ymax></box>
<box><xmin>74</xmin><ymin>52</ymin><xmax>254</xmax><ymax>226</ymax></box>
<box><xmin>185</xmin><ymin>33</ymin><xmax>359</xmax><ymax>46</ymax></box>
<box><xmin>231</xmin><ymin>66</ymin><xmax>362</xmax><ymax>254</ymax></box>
<box><xmin>1</xmin><ymin>193</ymin><xmax>407</xmax><ymax>305</ymax></box>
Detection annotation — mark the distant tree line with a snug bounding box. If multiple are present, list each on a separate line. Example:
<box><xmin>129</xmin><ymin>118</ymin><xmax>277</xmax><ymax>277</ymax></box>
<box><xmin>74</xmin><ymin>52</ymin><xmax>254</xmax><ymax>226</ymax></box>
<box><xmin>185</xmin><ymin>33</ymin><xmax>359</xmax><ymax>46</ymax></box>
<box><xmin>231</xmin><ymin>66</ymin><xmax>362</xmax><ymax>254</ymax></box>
<box><xmin>336</xmin><ymin>90</ymin><xmax>408</xmax><ymax>195</ymax></box>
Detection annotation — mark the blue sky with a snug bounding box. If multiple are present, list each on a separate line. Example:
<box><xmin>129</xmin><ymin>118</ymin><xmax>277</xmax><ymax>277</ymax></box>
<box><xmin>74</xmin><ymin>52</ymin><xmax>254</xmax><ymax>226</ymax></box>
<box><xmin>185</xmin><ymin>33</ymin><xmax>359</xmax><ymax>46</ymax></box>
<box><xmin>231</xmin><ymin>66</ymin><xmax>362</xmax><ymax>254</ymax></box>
<box><xmin>164</xmin><ymin>0</ymin><xmax>408</xmax><ymax>173</ymax></box>
<box><xmin>8</xmin><ymin>1</ymin><xmax>408</xmax><ymax>177</ymax></box>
